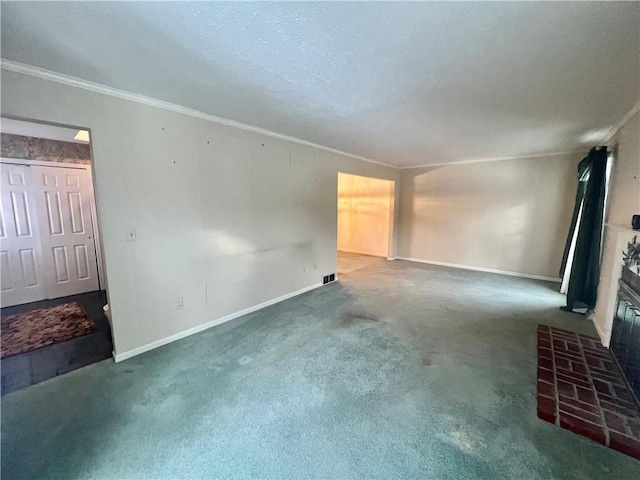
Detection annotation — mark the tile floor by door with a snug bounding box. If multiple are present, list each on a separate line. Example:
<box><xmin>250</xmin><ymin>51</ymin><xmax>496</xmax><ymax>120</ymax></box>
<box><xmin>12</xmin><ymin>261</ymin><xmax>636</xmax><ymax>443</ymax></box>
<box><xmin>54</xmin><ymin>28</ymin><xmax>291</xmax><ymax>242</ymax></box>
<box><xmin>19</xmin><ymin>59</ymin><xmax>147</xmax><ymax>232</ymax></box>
<box><xmin>2</xmin><ymin>255</ymin><xmax>639</xmax><ymax>479</ymax></box>
<box><xmin>1</xmin><ymin>291</ymin><xmax>113</xmax><ymax>395</ymax></box>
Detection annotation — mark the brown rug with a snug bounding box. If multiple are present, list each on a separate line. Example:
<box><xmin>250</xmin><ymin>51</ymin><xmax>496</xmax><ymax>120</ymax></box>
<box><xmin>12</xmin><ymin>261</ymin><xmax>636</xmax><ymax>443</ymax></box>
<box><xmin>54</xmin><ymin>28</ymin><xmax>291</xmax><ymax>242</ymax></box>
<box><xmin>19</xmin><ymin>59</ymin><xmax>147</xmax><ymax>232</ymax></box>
<box><xmin>1</xmin><ymin>302</ymin><xmax>97</xmax><ymax>359</ymax></box>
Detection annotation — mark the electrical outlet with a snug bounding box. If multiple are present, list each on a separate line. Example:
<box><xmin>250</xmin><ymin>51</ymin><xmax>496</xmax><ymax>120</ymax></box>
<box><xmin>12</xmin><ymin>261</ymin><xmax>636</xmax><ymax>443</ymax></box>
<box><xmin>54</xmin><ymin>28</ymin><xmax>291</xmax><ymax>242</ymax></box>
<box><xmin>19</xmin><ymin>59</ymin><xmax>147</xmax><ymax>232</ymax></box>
<box><xmin>126</xmin><ymin>228</ymin><xmax>137</xmax><ymax>242</ymax></box>
<box><xmin>175</xmin><ymin>297</ymin><xmax>184</xmax><ymax>310</ymax></box>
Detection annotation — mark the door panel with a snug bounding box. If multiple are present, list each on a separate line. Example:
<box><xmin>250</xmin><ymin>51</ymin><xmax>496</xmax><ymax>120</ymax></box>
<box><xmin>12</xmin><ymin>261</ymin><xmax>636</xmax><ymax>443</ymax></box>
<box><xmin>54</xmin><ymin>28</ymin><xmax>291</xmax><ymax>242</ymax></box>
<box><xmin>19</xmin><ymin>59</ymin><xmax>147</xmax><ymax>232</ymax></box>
<box><xmin>45</xmin><ymin>191</ymin><xmax>64</xmax><ymax>234</ymax></box>
<box><xmin>0</xmin><ymin>164</ymin><xmax>47</xmax><ymax>307</ymax></box>
<box><xmin>31</xmin><ymin>165</ymin><xmax>99</xmax><ymax>299</ymax></box>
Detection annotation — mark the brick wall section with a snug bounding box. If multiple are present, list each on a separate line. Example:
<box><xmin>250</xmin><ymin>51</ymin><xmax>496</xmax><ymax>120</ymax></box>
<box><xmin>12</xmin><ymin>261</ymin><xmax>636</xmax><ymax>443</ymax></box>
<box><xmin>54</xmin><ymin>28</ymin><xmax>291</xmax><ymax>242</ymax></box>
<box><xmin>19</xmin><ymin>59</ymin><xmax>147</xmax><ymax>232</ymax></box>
<box><xmin>537</xmin><ymin>325</ymin><xmax>640</xmax><ymax>460</ymax></box>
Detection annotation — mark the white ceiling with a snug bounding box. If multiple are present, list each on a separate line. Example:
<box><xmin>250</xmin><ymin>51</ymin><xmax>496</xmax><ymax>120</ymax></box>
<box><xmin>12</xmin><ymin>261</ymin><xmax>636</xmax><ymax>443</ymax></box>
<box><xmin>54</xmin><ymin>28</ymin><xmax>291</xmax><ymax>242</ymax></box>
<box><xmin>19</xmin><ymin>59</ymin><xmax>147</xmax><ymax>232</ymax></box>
<box><xmin>1</xmin><ymin>2</ymin><xmax>638</xmax><ymax>167</ymax></box>
<box><xmin>0</xmin><ymin>118</ymin><xmax>89</xmax><ymax>144</ymax></box>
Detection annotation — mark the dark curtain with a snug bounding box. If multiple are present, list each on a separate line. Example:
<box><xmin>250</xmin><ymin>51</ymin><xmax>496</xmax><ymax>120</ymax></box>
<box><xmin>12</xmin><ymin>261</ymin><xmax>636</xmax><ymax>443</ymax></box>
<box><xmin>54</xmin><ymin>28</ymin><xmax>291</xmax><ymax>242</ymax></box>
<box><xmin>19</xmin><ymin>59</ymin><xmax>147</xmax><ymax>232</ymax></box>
<box><xmin>560</xmin><ymin>147</ymin><xmax>608</xmax><ymax>312</ymax></box>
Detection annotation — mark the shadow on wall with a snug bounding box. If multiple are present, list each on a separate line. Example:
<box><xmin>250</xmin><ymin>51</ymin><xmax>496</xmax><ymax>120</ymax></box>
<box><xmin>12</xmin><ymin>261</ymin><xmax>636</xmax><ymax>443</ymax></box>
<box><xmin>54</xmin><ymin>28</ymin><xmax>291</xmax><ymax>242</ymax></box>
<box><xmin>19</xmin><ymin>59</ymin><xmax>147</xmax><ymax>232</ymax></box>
<box><xmin>399</xmin><ymin>156</ymin><xmax>580</xmax><ymax>278</ymax></box>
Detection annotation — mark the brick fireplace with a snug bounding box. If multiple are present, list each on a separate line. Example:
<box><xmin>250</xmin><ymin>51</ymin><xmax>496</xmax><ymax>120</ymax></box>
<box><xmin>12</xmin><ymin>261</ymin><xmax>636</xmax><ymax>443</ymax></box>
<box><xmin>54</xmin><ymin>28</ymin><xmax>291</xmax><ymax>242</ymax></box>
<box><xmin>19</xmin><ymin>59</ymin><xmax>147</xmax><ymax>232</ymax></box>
<box><xmin>611</xmin><ymin>278</ymin><xmax>640</xmax><ymax>398</ymax></box>
<box><xmin>536</xmin><ymin>230</ymin><xmax>640</xmax><ymax>459</ymax></box>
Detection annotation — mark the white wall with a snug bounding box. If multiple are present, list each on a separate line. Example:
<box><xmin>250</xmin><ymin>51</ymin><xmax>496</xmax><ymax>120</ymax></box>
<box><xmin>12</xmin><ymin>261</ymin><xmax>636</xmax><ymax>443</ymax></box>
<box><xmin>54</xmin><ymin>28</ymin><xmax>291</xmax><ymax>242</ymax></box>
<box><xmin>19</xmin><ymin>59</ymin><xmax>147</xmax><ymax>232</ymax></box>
<box><xmin>606</xmin><ymin>110</ymin><xmax>640</xmax><ymax>228</ymax></box>
<box><xmin>337</xmin><ymin>173</ymin><xmax>393</xmax><ymax>257</ymax></box>
<box><xmin>593</xmin><ymin>109</ymin><xmax>640</xmax><ymax>345</ymax></box>
<box><xmin>397</xmin><ymin>152</ymin><xmax>583</xmax><ymax>280</ymax></box>
<box><xmin>0</xmin><ymin>70</ymin><xmax>399</xmax><ymax>360</ymax></box>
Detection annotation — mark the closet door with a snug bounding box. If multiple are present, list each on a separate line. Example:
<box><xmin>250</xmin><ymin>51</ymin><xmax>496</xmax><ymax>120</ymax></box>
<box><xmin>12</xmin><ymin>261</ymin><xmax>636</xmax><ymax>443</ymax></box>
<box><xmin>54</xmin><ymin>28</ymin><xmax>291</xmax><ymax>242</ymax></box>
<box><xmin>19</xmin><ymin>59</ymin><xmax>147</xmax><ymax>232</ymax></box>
<box><xmin>0</xmin><ymin>164</ymin><xmax>47</xmax><ymax>307</ymax></box>
<box><xmin>31</xmin><ymin>165</ymin><xmax>99</xmax><ymax>299</ymax></box>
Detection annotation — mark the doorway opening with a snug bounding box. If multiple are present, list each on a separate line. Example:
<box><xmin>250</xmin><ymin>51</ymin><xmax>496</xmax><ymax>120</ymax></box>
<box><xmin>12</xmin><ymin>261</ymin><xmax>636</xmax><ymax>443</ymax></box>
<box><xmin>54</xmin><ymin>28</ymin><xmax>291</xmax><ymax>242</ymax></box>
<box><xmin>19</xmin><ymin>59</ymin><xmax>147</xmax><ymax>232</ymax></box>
<box><xmin>0</xmin><ymin>117</ymin><xmax>112</xmax><ymax>394</ymax></box>
<box><xmin>337</xmin><ymin>172</ymin><xmax>394</xmax><ymax>276</ymax></box>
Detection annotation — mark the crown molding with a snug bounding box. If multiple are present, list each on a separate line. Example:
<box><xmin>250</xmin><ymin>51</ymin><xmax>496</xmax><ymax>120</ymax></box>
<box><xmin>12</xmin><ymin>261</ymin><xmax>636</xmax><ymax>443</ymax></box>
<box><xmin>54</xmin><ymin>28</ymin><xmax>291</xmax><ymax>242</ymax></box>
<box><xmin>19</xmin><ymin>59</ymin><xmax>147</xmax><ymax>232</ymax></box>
<box><xmin>0</xmin><ymin>59</ymin><xmax>396</xmax><ymax>169</ymax></box>
<box><xmin>398</xmin><ymin>148</ymin><xmax>589</xmax><ymax>170</ymax></box>
<box><xmin>2</xmin><ymin>59</ymin><xmax>624</xmax><ymax>171</ymax></box>
<box><xmin>603</xmin><ymin>100</ymin><xmax>640</xmax><ymax>144</ymax></box>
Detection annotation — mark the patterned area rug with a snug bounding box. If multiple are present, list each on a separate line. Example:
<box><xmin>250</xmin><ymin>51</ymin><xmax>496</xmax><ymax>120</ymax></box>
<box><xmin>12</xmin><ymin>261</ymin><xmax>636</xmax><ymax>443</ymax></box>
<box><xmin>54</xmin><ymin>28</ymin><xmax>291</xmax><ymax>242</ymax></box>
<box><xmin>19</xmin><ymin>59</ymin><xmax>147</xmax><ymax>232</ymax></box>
<box><xmin>1</xmin><ymin>302</ymin><xmax>97</xmax><ymax>359</ymax></box>
<box><xmin>537</xmin><ymin>325</ymin><xmax>640</xmax><ymax>460</ymax></box>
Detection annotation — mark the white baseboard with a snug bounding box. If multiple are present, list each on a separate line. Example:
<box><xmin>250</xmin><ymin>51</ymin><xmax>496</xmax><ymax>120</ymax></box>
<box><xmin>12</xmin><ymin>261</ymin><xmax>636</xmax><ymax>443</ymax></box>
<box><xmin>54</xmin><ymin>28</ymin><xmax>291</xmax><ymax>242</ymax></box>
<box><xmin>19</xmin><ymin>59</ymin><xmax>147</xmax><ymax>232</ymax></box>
<box><xmin>395</xmin><ymin>257</ymin><xmax>561</xmax><ymax>283</ymax></box>
<box><xmin>113</xmin><ymin>282</ymin><xmax>323</xmax><ymax>362</ymax></box>
<box><xmin>338</xmin><ymin>248</ymin><xmax>386</xmax><ymax>258</ymax></box>
<box><xmin>386</xmin><ymin>257</ymin><xmax>398</xmax><ymax>261</ymax></box>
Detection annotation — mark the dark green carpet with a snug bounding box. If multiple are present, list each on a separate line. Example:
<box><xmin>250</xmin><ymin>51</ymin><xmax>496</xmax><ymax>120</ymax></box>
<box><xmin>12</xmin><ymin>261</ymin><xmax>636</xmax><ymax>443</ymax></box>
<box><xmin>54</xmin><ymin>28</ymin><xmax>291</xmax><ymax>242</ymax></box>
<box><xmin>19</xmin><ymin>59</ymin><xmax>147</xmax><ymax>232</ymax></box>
<box><xmin>2</xmin><ymin>255</ymin><xmax>639</xmax><ymax>478</ymax></box>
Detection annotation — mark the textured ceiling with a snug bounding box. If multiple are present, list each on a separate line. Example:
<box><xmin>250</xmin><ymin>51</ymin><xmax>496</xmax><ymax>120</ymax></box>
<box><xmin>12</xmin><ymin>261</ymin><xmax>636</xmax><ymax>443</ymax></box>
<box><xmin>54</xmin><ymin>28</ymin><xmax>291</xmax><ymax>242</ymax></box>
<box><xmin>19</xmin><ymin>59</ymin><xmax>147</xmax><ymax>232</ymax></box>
<box><xmin>1</xmin><ymin>2</ymin><xmax>639</xmax><ymax>167</ymax></box>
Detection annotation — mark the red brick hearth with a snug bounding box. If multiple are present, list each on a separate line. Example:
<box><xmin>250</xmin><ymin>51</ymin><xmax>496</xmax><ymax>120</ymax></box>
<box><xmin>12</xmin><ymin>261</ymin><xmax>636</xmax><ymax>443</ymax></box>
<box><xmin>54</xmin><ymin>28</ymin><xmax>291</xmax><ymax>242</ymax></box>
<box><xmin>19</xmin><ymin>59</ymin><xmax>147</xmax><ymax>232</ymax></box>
<box><xmin>537</xmin><ymin>325</ymin><xmax>640</xmax><ymax>460</ymax></box>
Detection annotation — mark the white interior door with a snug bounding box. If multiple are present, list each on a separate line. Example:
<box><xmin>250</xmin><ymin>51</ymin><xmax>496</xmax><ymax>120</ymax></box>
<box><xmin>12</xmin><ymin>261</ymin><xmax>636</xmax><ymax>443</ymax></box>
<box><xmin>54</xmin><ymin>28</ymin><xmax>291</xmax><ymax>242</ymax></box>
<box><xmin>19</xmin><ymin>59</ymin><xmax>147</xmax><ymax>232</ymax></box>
<box><xmin>31</xmin><ymin>165</ymin><xmax>99</xmax><ymax>299</ymax></box>
<box><xmin>0</xmin><ymin>164</ymin><xmax>48</xmax><ymax>307</ymax></box>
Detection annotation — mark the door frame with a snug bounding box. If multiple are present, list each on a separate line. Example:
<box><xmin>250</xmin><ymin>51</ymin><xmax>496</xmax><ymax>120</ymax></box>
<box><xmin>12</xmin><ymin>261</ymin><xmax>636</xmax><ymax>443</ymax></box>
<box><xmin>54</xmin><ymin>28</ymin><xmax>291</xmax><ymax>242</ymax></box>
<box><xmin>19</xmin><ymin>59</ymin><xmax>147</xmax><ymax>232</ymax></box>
<box><xmin>1</xmin><ymin>157</ymin><xmax>106</xmax><ymax>291</ymax></box>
